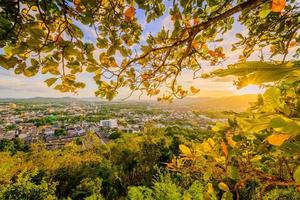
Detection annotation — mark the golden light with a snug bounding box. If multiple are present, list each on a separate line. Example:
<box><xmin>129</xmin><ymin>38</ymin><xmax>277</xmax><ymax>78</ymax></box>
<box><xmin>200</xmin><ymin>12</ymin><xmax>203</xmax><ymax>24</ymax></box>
<box><xmin>234</xmin><ymin>85</ymin><xmax>265</xmax><ymax>95</ymax></box>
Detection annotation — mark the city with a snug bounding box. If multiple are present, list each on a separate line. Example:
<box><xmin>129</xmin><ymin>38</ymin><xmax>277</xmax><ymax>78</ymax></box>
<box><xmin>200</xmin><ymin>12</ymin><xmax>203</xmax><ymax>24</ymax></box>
<box><xmin>0</xmin><ymin>98</ymin><xmax>225</xmax><ymax>149</ymax></box>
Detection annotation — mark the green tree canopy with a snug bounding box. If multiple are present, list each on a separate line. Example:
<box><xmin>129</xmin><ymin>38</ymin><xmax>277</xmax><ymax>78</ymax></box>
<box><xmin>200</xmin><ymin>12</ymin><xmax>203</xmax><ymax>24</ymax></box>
<box><xmin>0</xmin><ymin>0</ymin><xmax>299</xmax><ymax>100</ymax></box>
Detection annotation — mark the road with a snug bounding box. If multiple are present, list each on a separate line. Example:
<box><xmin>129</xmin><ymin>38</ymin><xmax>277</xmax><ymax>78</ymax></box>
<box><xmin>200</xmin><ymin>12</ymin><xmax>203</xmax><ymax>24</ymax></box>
<box><xmin>94</xmin><ymin>131</ymin><xmax>109</xmax><ymax>144</ymax></box>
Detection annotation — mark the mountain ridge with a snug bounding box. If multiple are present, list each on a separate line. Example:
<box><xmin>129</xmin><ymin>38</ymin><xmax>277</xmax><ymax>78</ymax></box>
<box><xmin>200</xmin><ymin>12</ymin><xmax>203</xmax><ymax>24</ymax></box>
<box><xmin>0</xmin><ymin>94</ymin><xmax>258</xmax><ymax>111</ymax></box>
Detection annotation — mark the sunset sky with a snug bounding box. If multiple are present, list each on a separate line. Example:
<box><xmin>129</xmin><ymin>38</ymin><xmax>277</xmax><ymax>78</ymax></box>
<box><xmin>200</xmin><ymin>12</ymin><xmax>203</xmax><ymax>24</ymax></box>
<box><xmin>0</xmin><ymin>3</ymin><xmax>293</xmax><ymax>99</ymax></box>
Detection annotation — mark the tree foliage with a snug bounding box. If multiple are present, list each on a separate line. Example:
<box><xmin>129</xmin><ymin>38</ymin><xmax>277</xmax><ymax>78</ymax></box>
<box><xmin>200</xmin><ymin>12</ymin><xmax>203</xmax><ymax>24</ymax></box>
<box><xmin>0</xmin><ymin>125</ymin><xmax>299</xmax><ymax>199</ymax></box>
<box><xmin>0</xmin><ymin>0</ymin><xmax>299</xmax><ymax>100</ymax></box>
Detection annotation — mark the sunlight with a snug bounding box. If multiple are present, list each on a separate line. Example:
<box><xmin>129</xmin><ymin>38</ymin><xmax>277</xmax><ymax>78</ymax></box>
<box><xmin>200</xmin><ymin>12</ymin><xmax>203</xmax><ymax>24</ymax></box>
<box><xmin>234</xmin><ymin>85</ymin><xmax>266</xmax><ymax>95</ymax></box>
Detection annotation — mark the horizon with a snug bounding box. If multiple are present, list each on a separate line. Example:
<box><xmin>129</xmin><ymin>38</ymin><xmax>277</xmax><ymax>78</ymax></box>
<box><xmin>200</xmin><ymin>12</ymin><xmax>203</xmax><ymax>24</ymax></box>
<box><xmin>0</xmin><ymin>92</ymin><xmax>259</xmax><ymax>100</ymax></box>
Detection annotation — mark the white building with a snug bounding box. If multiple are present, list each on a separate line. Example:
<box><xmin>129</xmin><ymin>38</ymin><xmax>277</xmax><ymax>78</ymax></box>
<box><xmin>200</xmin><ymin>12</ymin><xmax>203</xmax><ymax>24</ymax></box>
<box><xmin>100</xmin><ymin>119</ymin><xmax>118</xmax><ymax>128</ymax></box>
<box><xmin>44</xmin><ymin>127</ymin><xmax>55</xmax><ymax>136</ymax></box>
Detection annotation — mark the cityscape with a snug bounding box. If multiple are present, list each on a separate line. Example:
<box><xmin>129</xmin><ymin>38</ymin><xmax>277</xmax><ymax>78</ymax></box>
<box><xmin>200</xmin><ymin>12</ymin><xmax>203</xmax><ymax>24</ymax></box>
<box><xmin>0</xmin><ymin>98</ymin><xmax>226</xmax><ymax>149</ymax></box>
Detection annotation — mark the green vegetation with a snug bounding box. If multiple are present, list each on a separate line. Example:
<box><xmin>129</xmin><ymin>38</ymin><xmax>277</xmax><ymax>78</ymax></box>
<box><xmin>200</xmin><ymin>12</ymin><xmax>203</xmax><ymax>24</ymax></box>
<box><xmin>54</xmin><ymin>129</ymin><xmax>67</xmax><ymax>137</ymax></box>
<box><xmin>4</xmin><ymin>125</ymin><xmax>16</xmax><ymax>132</ymax></box>
<box><xmin>0</xmin><ymin>120</ymin><xmax>299</xmax><ymax>199</ymax></box>
<box><xmin>108</xmin><ymin>130</ymin><xmax>123</xmax><ymax>140</ymax></box>
<box><xmin>0</xmin><ymin>138</ymin><xmax>29</xmax><ymax>154</ymax></box>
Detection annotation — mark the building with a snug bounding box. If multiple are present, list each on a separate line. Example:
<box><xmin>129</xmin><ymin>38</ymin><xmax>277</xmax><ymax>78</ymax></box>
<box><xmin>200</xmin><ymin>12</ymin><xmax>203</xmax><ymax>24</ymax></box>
<box><xmin>44</xmin><ymin>127</ymin><xmax>55</xmax><ymax>136</ymax></box>
<box><xmin>100</xmin><ymin>119</ymin><xmax>118</xmax><ymax>128</ymax></box>
<box><xmin>3</xmin><ymin>130</ymin><xmax>16</xmax><ymax>140</ymax></box>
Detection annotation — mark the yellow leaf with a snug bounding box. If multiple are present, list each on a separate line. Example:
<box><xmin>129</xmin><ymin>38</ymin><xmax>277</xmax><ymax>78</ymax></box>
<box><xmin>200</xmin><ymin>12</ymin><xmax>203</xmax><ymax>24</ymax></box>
<box><xmin>31</xmin><ymin>6</ymin><xmax>38</xmax><ymax>11</ymax></box>
<box><xmin>179</xmin><ymin>144</ymin><xmax>192</xmax><ymax>155</ymax></box>
<box><xmin>201</xmin><ymin>43</ymin><xmax>208</xmax><ymax>49</ymax></box>
<box><xmin>171</xmin><ymin>15</ymin><xmax>177</xmax><ymax>22</ymax></box>
<box><xmin>111</xmin><ymin>60</ymin><xmax>118</xmax><ymax>68</ymax></box>
<box><xmin>271</xmin><ymin>0</ymin><xmax>285</xmax><ymax>12</ymax></box>
<box><xmin>73</xmin><ymin>0</ymin><xmax>81</xmax><ymax>5</ymax></box>
<box><xmin>54</xmin><ymin>35</ymin><xmax>62</xmax><ymax>43</ymax></box>
<box><xmin>202</xmin><ymin>142</ymin><xmax>211</xmax><ymax>152</ymax></box>
<box><xmin>203</xmin><ymin>138</ymin><xmax>215</xmax><ymax>152</ymax></box>
<box><xmin>289</xmin><ymin>40</ymin><xmax>297</xmax><ymax>48</ymax></box>
<box><xmin>185</xmin><ymin>21</ymin><xmax>191</xmax><ymax>28</ymax></box>
<box><xmin>141</xmin><ymin>74</ymin><xmax>150</xmax><ymax>80</ymax></box>
<box><xmin>183</xmin><ymin>194</ymin><xmax>192</xmax><ymax>200</ymax></box>
<box><xmin>193</xmin><ymin>18</ymin><xmax>200</xmax><ymax>25</ymax></box>
<box><xmin>221</xmin><ymin>140</ymin><xmax>228</xmax><ymax>157</ymax></box>
<box><xmin>129</xmin><ymin>0</ymin><xmax>135</xmax><ymax>7</ymax></box>
<box><xmin>190</xmin><ymin>86</ymin><xmax>200</xmax><ymax>94</ymax></box>
<box><xmin>149</xmin><ymin>89</ymin><xmax>160</xmax><ymax>96</ymax></box>
<box><xmin>192</xmin><ymin>40</ymin><xmax>199</xmax><ymax>49</ymax></box>
<box><xmin>124</xmin><ymin>7</ymin><xmax>135</xmax><ymax>22</ymax></box>
<box><xmin>226</xmin><ymin>135</ymin><xmax>236</xmax><ymax>147</ymax></box>
<box><xmin>218</xmin><ymin>182</ymin><xmax>229</xmax><ymax>191</ymax></box>
<box><xmin>267</xmin><ymin>134</ymin><xmax>290</xmax><ymax>146</ymax></box>
<box><xmin>45</xmin><ymin>77</ymin><xmax>58</xmax><ymax>87</ymax></box>
<box><xmin>207</xmin><ymin>138</ymin><xmax>215</xmax><ymax>147</ymax></box>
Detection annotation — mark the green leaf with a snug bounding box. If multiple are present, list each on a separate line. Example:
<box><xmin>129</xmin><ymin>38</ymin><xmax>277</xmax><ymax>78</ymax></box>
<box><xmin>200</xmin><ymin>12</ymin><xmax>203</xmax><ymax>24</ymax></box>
<box><xmin>262</xmin><ymin>87</ymin><xmax>283</xmax><ymax>112</ymax></box>
<box><xmin>294</xmin><ymin>165</ymin><xmax>300</xmax><ymax>183</ymax></box>
<box><xmin>14</xmin><ymin>62</ymin><xmax>26</xmax><ymax>74</ymax></box>
<box><xmin>119</xmin><ymin>46</ymin><xmax>129</xmax><ymax>57</ymax></box>
<box><xmin>227</xmin><ymin>166</ymin><xmax>238</xmax><ymax>180</ymax></box>
<box><xmin>236</xmin><ymin>69</ymin><xmax>294</xmax><ymax>89</ymax></box>
<box><xmin>45</xmin><ymin>78</ymin><xmax>58</xmax><ymax>87</ymax></box>
<box><xmin>28</xmin><ymin>25</ymin><xmax>45</xmax><ymax>39</ymax></box>
<box><xmin>207</xmin><ymin>183</ymin><xmax>217</xmax><ymax>200</ymax></box>
<box><xmin>221</xmin><ymin>191</ymin><xmax>233</xmax><ymax>200</ymax></box>
<box><xmin>270</xmin><ymin>116</ymin><xmax>300</xmax><ymax>136</ymax></box>
<box><xmin>0</xmin><ymin>16</ymin><xmax>11</xmax><ymax>29</ymax></box>
<box><xmin>0</xmin><ymin>55</ymin><xmax>21</xmax><ymax>69</ymax></box>
<box><xmin>209</xmin><ymin>62</ymin><xmax>298</xmax><ymax>88</ymax></box>
<box><xmin>24</xmin><ymin>66</ymin><xmax>38</xmax><ymax>77</ymax></box>
<box><xmin>42</xmin><ymin>62</ymin><xmax>59</xmax><ymax>74</ymax></box>
<box><xmin>31</xmin><ymin>59</ymin><xmax>39</xmax><ymax>66</ymax></box>
<box><xmin>3</xmin><ymin>44</ymin><xmax>14</xmax><ymax>57</ymax></box>
<box><xmin>235</xmin><ymin>33</ymin><xmax>244</xmax><ymax>40</ymax></box>
<box><xmin>259</xmin><ymin>3</ymin><xmax>271</xmax><ymax>18</ymax></box>
<box><xmin>97</xmin><ymin>38</ymin><xmax>108</xmax><ymax>48</ymax></box>
<box><xmin>69</xmin><ymin>24</ymin><xmax>84</xmax><ymax>38</ymax></box>
<box><xmin>237</xmin><ymin>117</ymin><xmax>270</xmax><ymax>133</ymax></box>
<box><xmin>86</xmin><ymin>65</ymin><xmax>99</xmax><ymax>73</ymax></box>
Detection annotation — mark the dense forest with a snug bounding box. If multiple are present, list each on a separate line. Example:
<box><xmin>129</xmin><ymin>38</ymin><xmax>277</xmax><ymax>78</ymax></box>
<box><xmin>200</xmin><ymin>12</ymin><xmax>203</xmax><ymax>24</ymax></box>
<box><xmin>0</xmin><ymin>0</ymin><xmax>300</xmax><ymax>199</ymax></box>
<box><xmin>0</xmin><ymin>123</ymin><xmax>299</xmax><ymax>200</ymax></box>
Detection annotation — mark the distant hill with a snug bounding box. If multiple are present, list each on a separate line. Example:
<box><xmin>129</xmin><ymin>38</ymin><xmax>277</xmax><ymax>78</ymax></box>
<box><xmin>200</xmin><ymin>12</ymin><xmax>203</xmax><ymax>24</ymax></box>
<box><xmin>0</xmin><ymin>97</ymin><xmax>150</xmax><ymax>104</ymax></box>
<box><xmin>190</xmin><ymin>94</ymin><xmax>258</xmax><ymax>111</ymax></box>
<box><xmin>0</xmin><ymin>94</ymin><xmax>258</xmax><ymax>111</ymax></box>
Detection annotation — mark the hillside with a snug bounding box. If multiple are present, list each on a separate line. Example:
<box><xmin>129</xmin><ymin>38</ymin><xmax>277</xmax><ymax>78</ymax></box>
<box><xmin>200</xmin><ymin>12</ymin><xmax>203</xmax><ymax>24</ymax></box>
<box><xmin>0</xmin><ymin>94</ymin><xmax>258</xmax><ymax>111</ymax></box>
<box><xmin>193</xmin><ymin>94</ymin><xmax>258</xmax><ymax>111</ymax></box>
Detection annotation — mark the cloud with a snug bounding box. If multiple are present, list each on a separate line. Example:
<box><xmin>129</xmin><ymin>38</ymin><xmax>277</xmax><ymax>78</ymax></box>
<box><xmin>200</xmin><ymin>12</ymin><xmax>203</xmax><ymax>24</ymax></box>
<box><xmin>76</xmin><ymin>22</ymin><xmax>98</xmax><ymax>43</ymax></box>
<box><xmin>194</xmin><ymin>89</ymin><xmax>235</xmax><ymax>98</ymax></box>
<box><xmin>0</xmin><ymin>76</ymin><xmax>56</xmax><ymax>93</ymax></box>
<box><xmin>211</xmin><ymin>76</ymin><xmax>235</xmax><ymax>82</ymax></box>
<box><xmin>233</xmin><ymin>85</ymin><xmax>265</xmax><ymax>95</ymax></box>
<box><xmin>161</xmin><ymin>15</ymin><xmax>173</xmax><ymax>31</ymax></box>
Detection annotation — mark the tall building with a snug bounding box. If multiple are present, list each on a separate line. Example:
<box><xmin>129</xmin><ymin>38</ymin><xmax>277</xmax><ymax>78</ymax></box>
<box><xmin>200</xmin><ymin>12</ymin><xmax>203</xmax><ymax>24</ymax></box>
<box><xmin>100</xmin><ymin>119</ymin><xmax>118</xmax><ymax>128</ymax></box>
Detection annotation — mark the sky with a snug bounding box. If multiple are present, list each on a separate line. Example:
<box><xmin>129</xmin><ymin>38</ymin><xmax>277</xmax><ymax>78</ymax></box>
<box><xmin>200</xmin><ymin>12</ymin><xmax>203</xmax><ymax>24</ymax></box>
<box><xmin>0</xmin><ymin>3</ymin><xmax>289</xmax><ymax>99</ymax></box>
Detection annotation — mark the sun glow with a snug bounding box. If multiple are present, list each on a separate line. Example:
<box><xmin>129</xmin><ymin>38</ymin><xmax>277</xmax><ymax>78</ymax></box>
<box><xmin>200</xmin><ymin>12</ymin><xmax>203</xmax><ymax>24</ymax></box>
<box><xmin>234</xmin><ymin>85</ymin><xmax>266</xmax><ymax>95</ymax></box>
